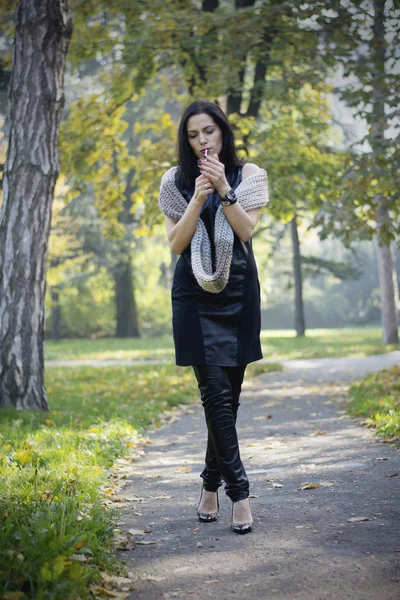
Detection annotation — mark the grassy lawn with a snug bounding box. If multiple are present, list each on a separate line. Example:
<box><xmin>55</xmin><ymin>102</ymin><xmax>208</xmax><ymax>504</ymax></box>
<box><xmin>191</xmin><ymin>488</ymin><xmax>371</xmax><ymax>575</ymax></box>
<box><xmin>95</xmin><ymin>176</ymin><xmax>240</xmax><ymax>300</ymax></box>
<box><xmin>0</xmin><ymin>361</ymin><xmax>280</xmax><ymax>599</ymax></box>
<box><xmin>44</xmin><ymin>325</ymin><xmax>400</xmax><ymax>363</ymax></box>
<box><xmin>347</xmin><ymin>366</ymin><xmax>400</xmax><ymax>447</ymax></box>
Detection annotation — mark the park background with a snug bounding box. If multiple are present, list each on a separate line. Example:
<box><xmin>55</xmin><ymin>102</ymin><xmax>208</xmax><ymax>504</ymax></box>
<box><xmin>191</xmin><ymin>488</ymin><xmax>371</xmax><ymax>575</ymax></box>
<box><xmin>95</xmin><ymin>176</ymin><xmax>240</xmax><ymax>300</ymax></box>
<box><xmin>0</xmin><ymin>1</ymin><xmax>399</xmax><ymax>599</ymax></box>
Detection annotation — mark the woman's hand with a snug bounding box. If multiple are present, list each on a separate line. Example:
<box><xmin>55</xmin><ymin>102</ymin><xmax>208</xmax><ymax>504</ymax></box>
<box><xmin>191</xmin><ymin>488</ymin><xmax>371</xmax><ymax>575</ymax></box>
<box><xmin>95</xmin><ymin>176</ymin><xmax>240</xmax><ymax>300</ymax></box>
<box><xmin>193</xmin><ymin>173</ymin><xmax>214</xmax><ymax>204</ymax></box>
<box><xmin>198</xmin><ymin>154</ymin><xmax>230</xmax><ymax>198</ymax></box>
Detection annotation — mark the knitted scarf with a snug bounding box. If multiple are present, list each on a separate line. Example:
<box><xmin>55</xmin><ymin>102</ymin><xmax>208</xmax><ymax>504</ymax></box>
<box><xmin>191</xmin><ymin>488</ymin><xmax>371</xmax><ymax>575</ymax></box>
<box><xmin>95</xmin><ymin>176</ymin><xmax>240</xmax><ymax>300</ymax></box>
<box><xmin>158</xmin><ymin>166</ymin><xmax>269</xmax><ymax>294</ymax></box>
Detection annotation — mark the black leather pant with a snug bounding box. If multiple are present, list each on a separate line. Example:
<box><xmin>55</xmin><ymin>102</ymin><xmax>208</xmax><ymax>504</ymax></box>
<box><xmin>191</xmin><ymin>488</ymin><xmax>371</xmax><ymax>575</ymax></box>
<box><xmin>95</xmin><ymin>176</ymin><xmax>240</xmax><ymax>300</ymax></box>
<box><xmin>192</xmin><ymin>365</ymin><xmax>249</xmax><ymax>502</ymax></box>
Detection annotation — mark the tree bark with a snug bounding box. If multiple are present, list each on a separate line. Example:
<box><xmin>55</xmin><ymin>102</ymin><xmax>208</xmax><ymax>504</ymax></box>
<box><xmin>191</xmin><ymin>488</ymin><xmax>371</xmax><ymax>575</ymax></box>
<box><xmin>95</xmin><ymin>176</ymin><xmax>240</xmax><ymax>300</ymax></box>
<box><xmin>291</xmin><ymin>215</ymin><xmax>306</xmax><ymax>337</ymax></box>
<box><xmin>0</xmin><ymin>0</ymin><xmax>72</xmax><ymax>410</ymax></box>
<box><xmin>371</xmin><ymin>0</ymin><xmax>398</xmax><ymax>344</ymax></box>
<box><xmin>114</xmin><ymin>255</ymin><xmax>140</xmax><ymax>338</ymax></box>
<box><xmin>226</xmin><ymin>0</ymin><xmax>256</xmax><ymax>116</ymax></box>
<box><xmin>375</xmin><ymin>234</ymin><xmax>399</xmax><ymax>343</ymax></box>
<box><xmin>246</xmin><ymin>27</ymin><xmax>275</xmax><ymax>118</ymax></box>
<box><xmin>50</xmin><ymin>288</ymin><xmax>62</xmax><ymax>340</ymax></box>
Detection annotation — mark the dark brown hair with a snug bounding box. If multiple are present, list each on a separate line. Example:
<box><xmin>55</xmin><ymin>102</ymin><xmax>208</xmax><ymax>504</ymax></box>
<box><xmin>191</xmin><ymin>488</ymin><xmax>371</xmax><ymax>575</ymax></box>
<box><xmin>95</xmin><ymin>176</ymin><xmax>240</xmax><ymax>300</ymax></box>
<box><xmin>176</xmin><ymin>100</ymin><xmax>243</xmax><ymax>190</ymax></box>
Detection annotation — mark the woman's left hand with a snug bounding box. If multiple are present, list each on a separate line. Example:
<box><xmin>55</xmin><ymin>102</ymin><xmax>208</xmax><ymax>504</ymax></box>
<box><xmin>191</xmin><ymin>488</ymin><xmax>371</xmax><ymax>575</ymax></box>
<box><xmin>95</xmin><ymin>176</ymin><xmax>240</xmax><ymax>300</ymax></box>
<box><xmin>198</xmin><ymin>154</ymin><xmax>230</xmax><ymax>197</ymax></box>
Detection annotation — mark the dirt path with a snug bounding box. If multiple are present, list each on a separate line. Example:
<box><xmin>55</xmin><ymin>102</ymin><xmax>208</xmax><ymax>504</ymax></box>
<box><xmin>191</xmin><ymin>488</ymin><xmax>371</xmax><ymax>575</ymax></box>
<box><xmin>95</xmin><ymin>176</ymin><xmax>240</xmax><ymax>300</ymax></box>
<box><xmin>113</xmin><ymin>353</ymin><xmax>400</xmax><ymax>600</ymax></box>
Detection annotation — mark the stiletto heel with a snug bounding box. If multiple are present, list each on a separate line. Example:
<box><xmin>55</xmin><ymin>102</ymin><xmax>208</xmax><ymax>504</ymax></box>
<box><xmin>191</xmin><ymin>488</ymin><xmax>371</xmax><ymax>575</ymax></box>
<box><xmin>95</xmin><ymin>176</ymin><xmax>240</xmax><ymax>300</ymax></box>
<box><xmin>196</xmin><ymin>488</ymin><xmax>219</xmax><ymax>522</ymax></box>
<box><xmin>230</xmin><ymin>497</ymin><xmax>253</xmax><ymax>534</ymax></box>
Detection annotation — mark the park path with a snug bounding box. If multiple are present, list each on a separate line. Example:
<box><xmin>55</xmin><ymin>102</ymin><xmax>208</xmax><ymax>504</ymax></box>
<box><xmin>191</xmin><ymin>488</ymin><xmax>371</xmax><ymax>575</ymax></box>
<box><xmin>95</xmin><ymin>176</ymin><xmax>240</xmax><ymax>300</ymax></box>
<box><xmin>46</xmin><ymin>351</ymin><xmax>400</xmax><ymax>371</ymax></box>
<box><xmin>107</xmin><ymin>351</ymin><xmax>400</xmax><ymax>600</ymax></box>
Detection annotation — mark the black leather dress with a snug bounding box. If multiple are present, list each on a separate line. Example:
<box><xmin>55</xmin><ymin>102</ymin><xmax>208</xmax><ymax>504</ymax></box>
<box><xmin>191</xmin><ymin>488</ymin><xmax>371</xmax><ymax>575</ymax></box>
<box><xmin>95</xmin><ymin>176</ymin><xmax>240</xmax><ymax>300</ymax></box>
<box><xmin>171</xmin><ymin>165</ymin><xmax>263</xmax><ymax>367</ymax></box>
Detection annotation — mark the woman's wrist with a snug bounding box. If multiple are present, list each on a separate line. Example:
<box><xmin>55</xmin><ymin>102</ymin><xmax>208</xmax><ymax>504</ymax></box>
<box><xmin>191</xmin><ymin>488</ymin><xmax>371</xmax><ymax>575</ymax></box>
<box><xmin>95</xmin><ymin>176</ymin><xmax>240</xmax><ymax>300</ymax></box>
<box><xmin>191</xmin><ymin>194</ymin><xmax>205</xmax><ymax>207</ymax></box>
<box><xmin>217</xmin><ymin>182</ymin><xmax>231</xmax><ymax>199</ymax></box>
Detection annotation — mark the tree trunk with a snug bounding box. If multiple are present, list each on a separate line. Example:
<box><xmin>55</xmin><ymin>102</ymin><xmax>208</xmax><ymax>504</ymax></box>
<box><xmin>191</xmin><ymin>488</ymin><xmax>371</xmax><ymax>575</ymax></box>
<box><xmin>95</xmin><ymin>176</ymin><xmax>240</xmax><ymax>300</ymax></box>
<box><xmin>51</xmin><ymin>288</ymin><xmax>62</xmax><ymax>340</ymax></box>
<box><xmin>291</xmin><ymin>216</ymin><xmax>306</xmax><ymax>337</ymax></box>
<box><xmin>0</xmin><ymin>0</ymin><xmax>72</xmax><ymax>410</ymax></box>
<box><xmin>225</xmin><ymin>0</ymin><xmax>256</xmax><ymax>116</ymax></box>
<box><xmin>114</xmin><ymin>255</ymin><xmax>140</xmax><ymax>338</ymax></box>
<box><xmin>391</xmin><ymin>242</ymin><xmax>400</xmax><ymax>318</ymax></box>
<box><xmin>375</xmin><ymin>234</ymin><xmax>399</xmax><ymax>343</ymax></box>
<box><xmin>371</xmin><ymin>0</ymin><xmax>398</xmax><ymax>344</ymax></box>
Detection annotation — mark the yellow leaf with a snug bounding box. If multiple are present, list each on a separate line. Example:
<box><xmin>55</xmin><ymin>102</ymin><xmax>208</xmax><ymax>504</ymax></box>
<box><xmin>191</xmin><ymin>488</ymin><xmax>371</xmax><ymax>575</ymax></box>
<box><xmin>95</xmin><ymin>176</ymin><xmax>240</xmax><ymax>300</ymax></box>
<box><xmin>175</xmin><ymin>466</ymin><xmax>192</xmax><ymax>473</ymax></box>
<box><xmin>74</xmin><ymin>540</ymin><xmax>85</xmax><ymax>550</ymax></box>
<box><xmin>298</xmin><ymin>483</ymin><xmax>319</xmax><ymax>490</ymax></box>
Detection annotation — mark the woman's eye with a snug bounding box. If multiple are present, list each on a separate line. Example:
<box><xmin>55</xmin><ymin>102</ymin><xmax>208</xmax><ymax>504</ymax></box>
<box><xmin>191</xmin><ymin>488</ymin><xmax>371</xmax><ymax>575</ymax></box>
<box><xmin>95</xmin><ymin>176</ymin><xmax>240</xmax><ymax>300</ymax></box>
<box><xmin>205</xmin><ymin>129</ymin><xmax>214</xmax><ymax>134</ymax></box>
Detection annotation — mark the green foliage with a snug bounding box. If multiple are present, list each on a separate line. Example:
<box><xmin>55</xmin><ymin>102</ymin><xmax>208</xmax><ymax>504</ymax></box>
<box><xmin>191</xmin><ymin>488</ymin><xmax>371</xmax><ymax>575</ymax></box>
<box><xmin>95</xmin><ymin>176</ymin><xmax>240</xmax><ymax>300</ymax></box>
<box><xmin>45</xmin><ymin>268</ymin><xmax>116</xmax><ymax>339</ymax></box>
<box><xmin>304</xmin><ymin>1</ymin><xmax>400</xmax><ymax>244</ymax></box>
<box><xmin>252</xmin><ymin>83</ymin><xmax>345</xmax><ymax>221</ymax></box>
<box><xmin>347</xmin><ymin>366</ymin><xmax>400</xmax><ymax>444</ymax></box>
<box><xmin>0</xmin><ymin>364</ymin><xmax>200</xmax><ymax>598</ymax></box>
<box><xmin>59</xmin><ymin>94</ymin><xmax>134</xmax><ymax>237</ymax></box>
<box><xmin>300</xmin><ymin>255</ymin><xmax>362</xmax><ymax>281</ymax></box>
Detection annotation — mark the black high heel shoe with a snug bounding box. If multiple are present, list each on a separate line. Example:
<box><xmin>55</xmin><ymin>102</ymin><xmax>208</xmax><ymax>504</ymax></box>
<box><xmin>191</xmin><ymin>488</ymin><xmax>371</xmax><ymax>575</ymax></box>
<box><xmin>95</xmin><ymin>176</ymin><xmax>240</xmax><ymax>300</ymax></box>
<box><xmin>230</xmin><ymin>498</ymin><xmax>253</xmax><ymax>534</ymax></box>
<box><xmin>196</xmin><ymin>488</ymin><xmax>219</xmax><ymax>523</ymax></box>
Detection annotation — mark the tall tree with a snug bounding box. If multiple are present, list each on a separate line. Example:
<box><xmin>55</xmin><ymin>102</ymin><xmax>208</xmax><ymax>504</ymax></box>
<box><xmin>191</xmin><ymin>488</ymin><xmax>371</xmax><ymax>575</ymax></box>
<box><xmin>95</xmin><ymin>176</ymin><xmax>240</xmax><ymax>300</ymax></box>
<box><xmin>0</xmin><ymin>0</ymin><xmax>72</xmax><ymax>410</ymax></box>
<box><xmin>310</xmin><ymin>0</ymin><xmax>399</xmax><ymax>343</ymax></box>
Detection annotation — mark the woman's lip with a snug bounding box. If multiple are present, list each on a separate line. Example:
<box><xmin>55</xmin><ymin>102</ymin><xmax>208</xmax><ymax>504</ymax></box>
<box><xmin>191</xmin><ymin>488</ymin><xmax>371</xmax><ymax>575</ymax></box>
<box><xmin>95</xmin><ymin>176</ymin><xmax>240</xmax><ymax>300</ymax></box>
<box><xmin>201</xmin><ymin>148</ymin><xmax>211</xmax><ymax>154</ymax></box>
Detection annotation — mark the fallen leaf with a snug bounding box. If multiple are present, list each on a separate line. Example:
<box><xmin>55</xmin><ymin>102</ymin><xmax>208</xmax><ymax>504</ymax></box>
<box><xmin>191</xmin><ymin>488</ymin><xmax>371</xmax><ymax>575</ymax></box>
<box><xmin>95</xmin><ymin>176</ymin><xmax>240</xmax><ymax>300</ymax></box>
<box><xmin>120</xmin><ymin>495</ymin><xmax>147</xmax><ymax>502</ymax></box>
<box><xmin>141</xmin><ymin>574</ymin><xmax>166</xmax><ymax>582</ymax></box>
<box><xmin>271</xmin><ymin>483</ymin><xmax>283</xmax><ymax>488</ymax></box>
<box><xmin>114</xmin><ymin>534</ymin><xmax>135</xmax><ymax>551</ymax></box>
<box><xmin>128</xmin><ymin>529</ymin><xmax>147</xmax><ymax>535</ymax></box>
<box><xmin>135</xmin><ymin>540</ymin><xmax>156</xmax><ymax>545</ymax></box>
<box><xmin>153</xmin><ymin>495</ymin><xmax>172</xmax><ymax>500</ymax></box>
<box><xmin>298</xmin><ymin>483</ymin><xmax>319</xmax><ymax>490</ymax></box>
<box><xmin>175</xmin><ymin>466</ymin><xmax>192</xmax><ymax>473</ymax></box>
<box><xmin>174</xmin><ymin>566</ymin><xmax>190</xmax><ymax>573</ymax></box>
<box><xmin>90</xmin><ymin>586</ymin><xmax>130</xmax><ymax>599</ymax></box>
<box><xmin>71</xmin><ymin>553</ymin><xmax>89</xmax><ymax>562</ymax></box>
<box><xmin>100</xmin><ymin>573</ymin><xmax>134</xmax><ymax>589</ymax></box>
<box><xmin>375</xmin><ymin>457</ymin><xmax>390</xmax><ymax>461</ymax></box>
<box><xmin>385</xmin><ymin>472</ymin><xmax>399</xmax><ymax>478</ymax></box>
<box><xmin>347</xmin><ymin>516</ymin><xmax>373</xmax><ymax>523</ymax></box>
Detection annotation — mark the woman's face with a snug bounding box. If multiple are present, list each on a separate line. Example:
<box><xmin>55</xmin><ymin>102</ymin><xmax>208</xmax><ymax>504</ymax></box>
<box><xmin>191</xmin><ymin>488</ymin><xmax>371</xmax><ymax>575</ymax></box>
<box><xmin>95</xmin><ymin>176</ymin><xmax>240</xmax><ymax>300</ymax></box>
<box><xmin>186</xmin><ymin>112</ymin><xmax>223</xmax><ymax>160</ymax></box>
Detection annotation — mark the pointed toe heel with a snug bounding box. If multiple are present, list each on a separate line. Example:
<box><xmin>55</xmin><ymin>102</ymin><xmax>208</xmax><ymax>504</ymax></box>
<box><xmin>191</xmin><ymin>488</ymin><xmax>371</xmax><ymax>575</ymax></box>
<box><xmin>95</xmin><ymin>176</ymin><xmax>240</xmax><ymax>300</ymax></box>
<box><xmin>230</xmin><ymin>498</ymin><xmax>253</xmax><ymax>534</ymax></box>
<box><xmin>196</xmin><ymin>488</ymin><xmax>219</xmax><ymax>523</ymax></box>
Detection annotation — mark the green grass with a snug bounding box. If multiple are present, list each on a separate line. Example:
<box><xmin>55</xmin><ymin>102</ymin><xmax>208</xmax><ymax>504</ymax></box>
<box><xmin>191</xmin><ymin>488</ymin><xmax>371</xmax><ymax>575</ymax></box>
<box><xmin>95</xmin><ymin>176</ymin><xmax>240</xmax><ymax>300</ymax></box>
<box><xmin>0</xmin><ymin>361</ymin><xmax>281</xmax><ymax>599</ymax></box>
<box><xmin>44</xmin><ymin>326</ymin><xmax>399</xmax><ymax>363</ymax></box>
<box><xmin>259</xmin><ymin>326</ymin><xmax>400</xmax><ymax>360</ymax></box>
<box><xmin>347</xmin><ymin>366</ymin><xmax>400</xmax><ymax>446</ymax></box>
<box><xmin>0</xmin><ymin>365</ymin><xmax>199</xmax><ymax>599</ymax></box>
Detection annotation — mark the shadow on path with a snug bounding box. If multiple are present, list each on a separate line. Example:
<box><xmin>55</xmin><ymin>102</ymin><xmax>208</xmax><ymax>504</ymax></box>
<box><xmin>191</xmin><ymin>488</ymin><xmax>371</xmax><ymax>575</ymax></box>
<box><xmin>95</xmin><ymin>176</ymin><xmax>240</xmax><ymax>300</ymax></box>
<box><xmin>114</xmin><ymin>354</ymin><xmax>400</xmax><ymax>600</ymax></box>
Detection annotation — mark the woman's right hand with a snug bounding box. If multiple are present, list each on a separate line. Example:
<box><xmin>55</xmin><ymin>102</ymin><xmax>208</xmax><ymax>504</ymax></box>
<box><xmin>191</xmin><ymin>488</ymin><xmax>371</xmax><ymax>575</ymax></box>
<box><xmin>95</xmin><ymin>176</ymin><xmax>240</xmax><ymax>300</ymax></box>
<box><xmin>193</xmin><ymin>174</ymin><xmax>214</xmax><ymax>204</ymax></box>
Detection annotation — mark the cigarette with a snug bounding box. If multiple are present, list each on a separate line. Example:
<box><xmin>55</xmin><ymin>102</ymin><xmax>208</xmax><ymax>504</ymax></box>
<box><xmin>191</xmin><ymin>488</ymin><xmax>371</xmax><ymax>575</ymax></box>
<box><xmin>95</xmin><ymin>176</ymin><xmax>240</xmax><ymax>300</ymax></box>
<box><xmin>204</xmin><ymin>149</ymin><xmax>208</xmax><ymax>158</ymax></box>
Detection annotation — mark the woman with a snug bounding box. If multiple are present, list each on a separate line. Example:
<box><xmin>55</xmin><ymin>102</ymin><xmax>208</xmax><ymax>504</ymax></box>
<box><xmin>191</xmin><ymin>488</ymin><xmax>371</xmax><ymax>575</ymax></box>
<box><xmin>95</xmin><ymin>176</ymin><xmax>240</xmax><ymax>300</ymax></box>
<box><xmin>158</xmin><ymin>100</ymin><xmax>268</xmax><ymax>534</ymax></box>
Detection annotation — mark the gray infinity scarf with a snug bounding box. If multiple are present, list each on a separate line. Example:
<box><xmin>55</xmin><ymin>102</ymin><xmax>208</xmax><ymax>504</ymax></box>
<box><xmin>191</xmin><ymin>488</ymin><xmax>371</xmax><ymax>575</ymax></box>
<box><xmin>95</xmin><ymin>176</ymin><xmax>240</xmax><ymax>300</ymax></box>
<box><xmin>158</xmin><ymin>166</ymin><xmax>269</xmax><ymax>294</ymax></box>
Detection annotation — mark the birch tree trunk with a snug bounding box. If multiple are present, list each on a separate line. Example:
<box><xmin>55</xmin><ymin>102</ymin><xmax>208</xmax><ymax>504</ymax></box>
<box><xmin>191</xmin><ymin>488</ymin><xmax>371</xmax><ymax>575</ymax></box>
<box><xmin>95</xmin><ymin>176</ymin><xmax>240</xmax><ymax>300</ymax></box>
<box><xmin>371</xmin><ymin>0</ymin><xmax>398</xmax><ymax>344</ymax></box>
<box><xmin>0</xmin><ymin>0</ymin><xmax>72</xmax><ymax>410</ymax></box>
